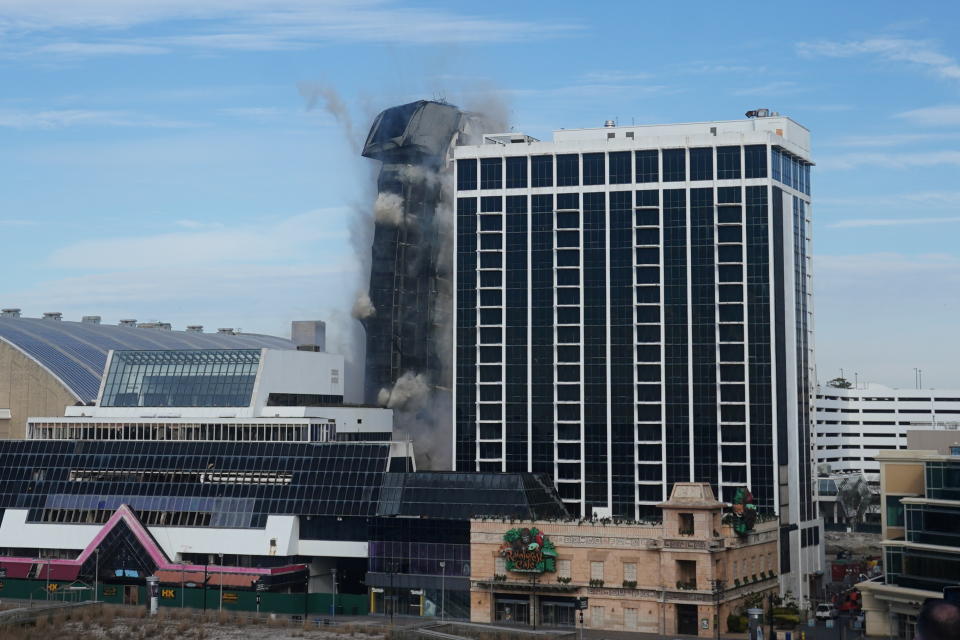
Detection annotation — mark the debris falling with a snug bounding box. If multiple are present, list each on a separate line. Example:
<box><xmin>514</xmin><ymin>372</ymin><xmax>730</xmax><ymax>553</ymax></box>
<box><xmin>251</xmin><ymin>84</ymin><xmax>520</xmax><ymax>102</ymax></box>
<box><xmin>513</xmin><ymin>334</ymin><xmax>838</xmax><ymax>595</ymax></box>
<box><xmin>360</xmin><ymin>99</ymin><xmax>493</xmax><ymax>469</ymax></box>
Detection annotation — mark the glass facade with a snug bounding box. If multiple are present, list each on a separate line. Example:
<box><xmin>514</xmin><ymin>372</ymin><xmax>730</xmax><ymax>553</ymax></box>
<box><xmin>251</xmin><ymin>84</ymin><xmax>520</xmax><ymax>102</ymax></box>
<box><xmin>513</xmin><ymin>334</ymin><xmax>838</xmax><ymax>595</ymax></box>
<box><xmin>455</xmin><ymin>141</ymin><xmax>814</xmax><ymax>520</ymax></box>
<box><xmin>101</xmin><ymin>350</ymin><xmax>261</xmax><ymax>408</ymax></box>
<box><xmin>0</xmin><ymin>439</ymin><xmax>393</xmax><ymax>528</ymax></box>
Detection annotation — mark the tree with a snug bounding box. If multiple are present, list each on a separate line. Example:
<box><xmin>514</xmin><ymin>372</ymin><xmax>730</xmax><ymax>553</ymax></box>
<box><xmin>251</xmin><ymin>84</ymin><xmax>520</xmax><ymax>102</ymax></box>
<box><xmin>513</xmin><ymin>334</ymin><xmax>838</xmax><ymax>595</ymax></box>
<box><xmin>827</xmin><ymin>377</ymin><xmax>853</xmax><ymax>389</ymax></box>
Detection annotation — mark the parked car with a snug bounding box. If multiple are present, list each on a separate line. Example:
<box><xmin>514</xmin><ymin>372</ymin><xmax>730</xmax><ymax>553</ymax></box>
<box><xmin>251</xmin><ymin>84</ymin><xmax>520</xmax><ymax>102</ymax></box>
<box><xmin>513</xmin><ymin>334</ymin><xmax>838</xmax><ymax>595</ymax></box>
<box><xmin>815</xmin><ymin>604</ymin><xmax>838</xmax><ymax>621</ymax></box>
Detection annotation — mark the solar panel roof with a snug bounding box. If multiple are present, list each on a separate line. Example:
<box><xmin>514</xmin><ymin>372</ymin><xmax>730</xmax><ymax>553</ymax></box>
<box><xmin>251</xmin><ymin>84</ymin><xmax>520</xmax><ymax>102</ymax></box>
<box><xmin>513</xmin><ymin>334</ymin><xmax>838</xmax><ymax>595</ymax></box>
<box><xmin>0</xmin><ymin>317</ymin><xmax>294</xmax><ymax>404</ymax></box>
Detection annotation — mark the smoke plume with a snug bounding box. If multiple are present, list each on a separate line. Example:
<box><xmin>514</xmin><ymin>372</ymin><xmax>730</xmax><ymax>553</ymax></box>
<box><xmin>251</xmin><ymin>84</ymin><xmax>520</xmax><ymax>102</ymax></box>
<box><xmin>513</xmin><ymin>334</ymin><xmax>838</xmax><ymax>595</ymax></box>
<box><xmin>351</xmin><ymin>291</ymin><xmax>376</xmax><ymax>320</ymax></box>
<box><xmin>372</xmin><ymin>192</ymin><xmax>405</xmax><ymax>227</ymax></box>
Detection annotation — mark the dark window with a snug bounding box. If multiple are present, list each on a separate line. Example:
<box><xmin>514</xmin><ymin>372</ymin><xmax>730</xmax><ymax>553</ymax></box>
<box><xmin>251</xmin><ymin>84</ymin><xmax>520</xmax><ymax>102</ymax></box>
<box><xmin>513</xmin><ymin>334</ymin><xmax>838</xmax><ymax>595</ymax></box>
<box><xmin>609</xmin><ymin>151</ymin><xmax>632</xmax><ymax>184</ymax></box>
<box><xmin>481</xmin><ymin>196</ymin><xmax>502</xmax><ymax>212</ymax></box>
<box><xmin>480</xmin><ymin>234</ymin><xmax>502</xmax><ymax>250</ymax></box>
<box><xmin>480</xmin><ymin>158</ymin><xmax>503</xmax><ymax>189</ymax></box>
<box><xmin>717</xmin><ymin>146</ymin><xmax>741</xmax><ymax>180</ymax></box>
<box><xmin>557</xmin><ymin>154</ymin><xmax>579</xmax><ymax>186</ymax></box>
<box><xmin>531</xmin><ymin>155</ymin><xmax>553</xmax><ymax>187</ymax></box>
<box><xmin>583</xmin><ymin>153</ymin><xmax>605</xmax><ymax>185</ymax></box>
<box><xmin>744</xmin><ymin>145</ymin><xmax>767</xmax><ymax>179</ymax></box>
<box><xmin>635</xmin><ymin>150</ymin><xmax>659</xmax><ymax>183</ymax></box>
<box><xmin>556</xmin><ymin>212</ymin><xmax>579</xmax><ymax>228</ymax></box>
<box><xmin>717</xmin><ymin>187</ymin><xmax>741</xmax><ymax>204</ymax></box>
<box><xmin>636</xmin><ymin>266</ymin><xmax>660</xmax><ymax>284</ymax></box>
<box><xmin>718</xmin><ymin>206</ymin><xmax>742</xmax><ymax>223</ymax></box>
<box><xmin>457</xmin><ymin>159</ymin><xmax>477</xmax><ymax>191</ymax></box>
<box><xmin>505</xmin><ymin>156</ymin><xmax>528</xmax><ymax>189</ymax></box>
<box><xmin>718</xmin><ymin>285</ymin><xmax>743</xmax><ymax>302</ymax></box>
<box><xmin>636</xmin><ymin>189</ymin><xmax>659</xmax><ymax>207</ymax></box>
<box><xmin>690</xmin><ymin>147</ymin><xmax>713</xmax><ymax>181</ymax></box>
<box><xmin>479</xmin><ymin>252</ymin><xmax>501</xmax><ymax>268</ymax></box>
<box><xmin>479</xmin><ymin>215</ymin><xmax>502</xmax><ymax>232</ymax></box>
<box><xmin>557</xmin><ymin>193</ymin><xmax>578</xmax><ymax>211</ymax></box>
<box><xmin>662</xmin><ymin>149</ymin><xmax>686</xmax><ymax>182</ymax></box>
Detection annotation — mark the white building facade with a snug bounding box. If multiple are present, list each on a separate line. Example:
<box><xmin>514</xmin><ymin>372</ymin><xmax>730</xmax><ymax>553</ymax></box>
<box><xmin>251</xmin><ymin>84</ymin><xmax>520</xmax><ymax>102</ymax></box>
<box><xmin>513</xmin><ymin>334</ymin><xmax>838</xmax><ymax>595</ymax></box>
<box><xmin>452</xmin><ymin>113</ymin><xmax>822</xmax><ymax>599</ymax></box>
<box><xmin>815</xmin><ymin>383</ymin><xmax>960</xmax><ymax>482</ymax></box>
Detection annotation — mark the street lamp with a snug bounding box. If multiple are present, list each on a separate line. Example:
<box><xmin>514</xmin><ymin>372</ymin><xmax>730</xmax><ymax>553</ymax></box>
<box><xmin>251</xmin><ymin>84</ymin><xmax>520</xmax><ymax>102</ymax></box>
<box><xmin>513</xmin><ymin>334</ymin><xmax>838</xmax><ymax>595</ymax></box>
<box><xmin>529</xmin><ymin>573</ymin><xmax>539</xmax><ymax>630</ymax></box>
<box><xmin>710</xmin><ymin>579</ymin><xmax>726</xmax><ymax>640</ymax></box>
<box><xmin>94</xmin><ymin>549</ymin><xmax>99</xmax><ymax>603</ymax></box>
<box><xmin>439</xmin><ymin>561</ymin><xmax>446</xmax><ymax>622</ymax></box>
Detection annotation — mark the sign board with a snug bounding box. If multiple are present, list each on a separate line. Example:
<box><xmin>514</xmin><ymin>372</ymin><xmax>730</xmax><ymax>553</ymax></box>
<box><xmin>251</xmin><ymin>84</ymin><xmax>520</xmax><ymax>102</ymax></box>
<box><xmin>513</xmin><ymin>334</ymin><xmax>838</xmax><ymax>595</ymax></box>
<box><xmin>222</xmin><ymin>593</ymin><xmax>238</xmax><ymax>602</ymax></box>
<box><xmin>576</xmin><ymin>597</ymin><xmax>589</xmax><ymax>610</ymax></box>
<box><xmin>371</xmin><ymin>587</ymin><xmax>384</xmax><ymax>593</ymax></box>
<box><xmin>498</xmin><ymin>527</ymin><xmax>557</xmax><ymax>573</ymax></box>
<box><xmin>411</xmin><ymin>589</ymin><xmax>424</xmax><ymax>596</ymax></box>
<box><xmin>256</xmin><ymin>582</ymin><xmax>268</xmax><ymax>592</ymax></box>
<box><xmin>103</xmin><ymin>587</ymin><xmax>118</xmax><ymax>597</ymax></box>
<box><xmin>0</xmin><ymin>568</ymin><xmax>6</xmax><ymax>578</ymax></box>
<box><xmin>256</xmin><ymin>594</ymin><xmax>261</xmax><ymax>605</ymax></box>
<box><xmin>161</xmin><ymin>589</ymin><xmax>176</xmax><ymax>599</ymax></box>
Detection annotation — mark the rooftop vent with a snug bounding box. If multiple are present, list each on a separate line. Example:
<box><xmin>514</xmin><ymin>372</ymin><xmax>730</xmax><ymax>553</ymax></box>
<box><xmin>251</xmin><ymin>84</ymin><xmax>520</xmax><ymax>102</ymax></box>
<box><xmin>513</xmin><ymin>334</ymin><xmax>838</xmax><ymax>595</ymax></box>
<box><xmin>217</xmin><ymin>328</ymin><xmax>236</xmax><ymax>335</ymax></box>
<box><xmin>139</xmin><ymin>322</ymin><xmax>172</xmax><ymax>330</ymax></box>
<box><xmin>745</xmin><ymin>108</ymin><xmax>771</xmax><ymax>118</ymax></box>
<box><xmin>118</xmin><ymin>319</ymin><xmax>137</xmax><ymax>327</ymax></box>
<box><xmin>186</xmin><ymin>325</ymin><xmax>204</xmax><ymax>333</ymax></box>
<box><xmin>42</xmin><ymin>312</ymin><xmax>62</xmax><ymax>321</ymax></box>
<box><xmin>81</xmin><ymin>315</ymin><xmax>101</xmax><ymax>325</ymax></box>
<box><xmin>603</xmin><ymin>120</ymin><xmax>616</xmax><ymax>128</ymax></box>
<box><xmin>1</xmin><ymin>308</ymin><xmax>21</xmax><ymax>318</ymax></box>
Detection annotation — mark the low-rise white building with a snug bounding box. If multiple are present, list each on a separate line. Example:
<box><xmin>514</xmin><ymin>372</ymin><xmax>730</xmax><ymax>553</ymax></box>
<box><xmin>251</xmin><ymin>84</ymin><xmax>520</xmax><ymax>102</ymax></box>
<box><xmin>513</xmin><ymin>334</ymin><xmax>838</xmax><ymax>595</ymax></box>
<box><xmin>815</xmin><ymin>383</ymin><xmax>960</xmax><ymax>483</ymax></box>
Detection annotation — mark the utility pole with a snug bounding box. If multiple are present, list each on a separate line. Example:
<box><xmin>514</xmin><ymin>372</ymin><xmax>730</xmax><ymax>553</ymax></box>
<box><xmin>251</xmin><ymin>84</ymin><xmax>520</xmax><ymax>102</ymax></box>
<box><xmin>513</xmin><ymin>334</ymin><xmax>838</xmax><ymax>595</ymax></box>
<box><xmin>46</xmin><ymin>558</ymin><xmax>50</xmax><ymax>601</ymax></box>
<box><xmin>218</xmin><ymin>553</ymin><xmax>224</xmax><ymax>612</ymax></box>
<box><xmin>203</xmin><ymin>564</ymin><xmax>208</xmax><ymax>612</ymax></box>
<box><xmin>439</xmin><ymin>561</ymin><xmax>446</xmax><ymax>621</ymax></box>
<box><xmin>94</xmin><ymin>549</ymin><xmax>99</xmax><ymax>603</ymax></box>
<box><xmin>332</xmin><ymin>568</ymin><xmax>337</xmax><ymax>622</ymax></box>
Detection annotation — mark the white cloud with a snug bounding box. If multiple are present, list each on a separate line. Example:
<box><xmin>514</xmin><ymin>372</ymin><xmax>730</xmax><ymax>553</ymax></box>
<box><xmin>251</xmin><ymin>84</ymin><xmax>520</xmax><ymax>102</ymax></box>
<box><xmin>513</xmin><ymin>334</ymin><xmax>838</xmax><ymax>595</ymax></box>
<box><xmin>817</xmin><ymin>150</ymin><xmax>960</xmax><ymax>170</ymax></box>
<box><xmin>896</xmin><ymin>105</ymin><xmax>960</xmax><ymax>126</ymax></box>
<box><xmin>828</xmin><ymin>216</ymin><xmax>960</xmax><ymax>229</ymax></box>
<box><xmin>1</xmin><ymin>0</ymin><xmax>578</xmax><ymax>54</ymax></box>
<box><xmin>818</xmin><ymin>190</ymin><xmax>960</xmax><ymax>210</ymax></box>
<box><xmin>823</xmin><ymin>132</ymin><xmax>960</xmax><ymax>148</ymax></box>
<box><xmin>0</xmin><ymin>108</ymin><xmax>202</xmax><ymax>129</ymax></box>
<box><xmin>30</xmin><ymin>42</ymin><xmax>168</xmax><ymax>56</ymax></box>
<box><xmin>796</xmin><ymin>37</ymin><xmax>960</xmax><ymax>81</ymax></box>
<box><xmin>48</xmin><ymin>208</ymin><xmax>349</xmax><ymax>269</ymax></box>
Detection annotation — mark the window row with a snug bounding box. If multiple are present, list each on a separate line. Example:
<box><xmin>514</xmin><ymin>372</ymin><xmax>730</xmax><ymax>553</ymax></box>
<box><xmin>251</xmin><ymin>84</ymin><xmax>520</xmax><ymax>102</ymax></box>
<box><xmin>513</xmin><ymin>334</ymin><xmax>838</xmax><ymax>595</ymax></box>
<box><xmin>456</xmin><ymin>146</ymin><xmax>771</xmax><ymax>190</ymax></box>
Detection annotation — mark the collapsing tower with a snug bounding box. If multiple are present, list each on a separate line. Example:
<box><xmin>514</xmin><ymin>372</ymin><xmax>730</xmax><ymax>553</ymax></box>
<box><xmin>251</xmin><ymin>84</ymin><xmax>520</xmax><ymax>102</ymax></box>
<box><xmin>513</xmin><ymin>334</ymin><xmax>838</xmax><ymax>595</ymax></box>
<box><xmin>358</xmin><ymin>100</ymin><xmax>489</xmax><ymax>464</ymax></box>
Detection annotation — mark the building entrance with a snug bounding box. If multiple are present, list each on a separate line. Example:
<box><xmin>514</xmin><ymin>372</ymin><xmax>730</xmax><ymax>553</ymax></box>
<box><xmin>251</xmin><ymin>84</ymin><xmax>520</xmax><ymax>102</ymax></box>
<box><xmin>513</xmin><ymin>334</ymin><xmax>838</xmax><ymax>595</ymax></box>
<box><xmin>495</xmin><ymin>595</ymin><xmax>530</xmax><ymax>625</ymax></box>
<box><xmin>677</xmin><ymin>603</ymin><xmax>699</xmax><ymax>635</ymax></box>
<box><xmin>540</xmin><ymin>598</ymin><xmax>575</xmax><ymax>627</ymax></box>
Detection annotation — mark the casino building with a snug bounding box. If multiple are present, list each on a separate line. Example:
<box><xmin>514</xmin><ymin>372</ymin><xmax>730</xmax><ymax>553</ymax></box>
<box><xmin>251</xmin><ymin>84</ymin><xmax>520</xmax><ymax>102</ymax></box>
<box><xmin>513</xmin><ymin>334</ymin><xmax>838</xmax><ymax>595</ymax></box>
<box><xmin>0</xmin><ymin>340</ymin><xmax>567</xmax><ymax>616</ymax></box>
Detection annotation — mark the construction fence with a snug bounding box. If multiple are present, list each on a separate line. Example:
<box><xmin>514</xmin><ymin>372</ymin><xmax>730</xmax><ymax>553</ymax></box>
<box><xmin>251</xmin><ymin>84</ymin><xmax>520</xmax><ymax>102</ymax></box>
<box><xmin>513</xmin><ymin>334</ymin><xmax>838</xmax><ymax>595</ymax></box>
<box><xmin>0</xmin><ymin>578</ymin><xmax>369</xmax><ymax>616</ymax></box>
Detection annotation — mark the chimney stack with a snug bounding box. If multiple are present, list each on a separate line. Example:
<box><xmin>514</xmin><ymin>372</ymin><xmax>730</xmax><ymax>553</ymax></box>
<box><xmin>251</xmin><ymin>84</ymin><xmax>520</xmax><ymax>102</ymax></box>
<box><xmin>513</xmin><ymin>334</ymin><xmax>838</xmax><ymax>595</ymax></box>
<box><xmin>1</xmin><ymin>309</ymin><xmax>21</xmax><ymax>318</ymax></box>
<box><xmin>186</xmin><ymin>325</ymin><xmax>204</xmax><ymax>333</ymax></box>
<box><xmin>82</xmin><ymin>315</ymin><xmax>101</xmax><ymax>325</ymax></box>
<box><xmin>42</xmin><ymin>312</ymin><xmax>62</xmax><ymax>321</ymax></box>
<box><xmin>119</xmin><ymin>319</ymin><xmax>137</xmax><ymax>327</ymax></box>
<box><xmin>217</xmin><ymin>328</ymin><xmax>235</xmax><ymax>335</ymax></box>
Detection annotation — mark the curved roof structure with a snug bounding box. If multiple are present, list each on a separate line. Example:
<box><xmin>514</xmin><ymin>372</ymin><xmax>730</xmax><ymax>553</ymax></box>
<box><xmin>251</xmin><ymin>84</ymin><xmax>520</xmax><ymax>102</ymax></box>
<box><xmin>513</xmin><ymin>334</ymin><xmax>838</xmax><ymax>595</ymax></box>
<box><xmin>0</xmin><ymin>317</ymin><xmax>294</xmax><ymax>404</ymax></box>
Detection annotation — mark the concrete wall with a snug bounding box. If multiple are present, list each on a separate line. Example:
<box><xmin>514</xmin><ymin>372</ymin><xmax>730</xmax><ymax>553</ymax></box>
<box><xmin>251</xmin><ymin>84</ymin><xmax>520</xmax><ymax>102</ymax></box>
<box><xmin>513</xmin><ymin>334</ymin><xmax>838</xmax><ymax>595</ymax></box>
<box><xmin>908</xmin><ymin>429</ymin><xmax>960</xmax><ymax>454</ymax></box>
<box><xmin>0</xmin><ymin>340</ymin><xmax>78</xmax><ymax>439</ymax></box>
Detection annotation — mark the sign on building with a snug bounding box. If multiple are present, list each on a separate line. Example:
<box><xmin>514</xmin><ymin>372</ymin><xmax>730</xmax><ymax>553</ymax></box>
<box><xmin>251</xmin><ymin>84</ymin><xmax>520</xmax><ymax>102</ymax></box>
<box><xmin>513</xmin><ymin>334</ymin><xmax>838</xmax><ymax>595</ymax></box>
<box><xmin>498</xmin><ymin>527</ymin><xmax>557</xmax><ymax>573</ymax></box>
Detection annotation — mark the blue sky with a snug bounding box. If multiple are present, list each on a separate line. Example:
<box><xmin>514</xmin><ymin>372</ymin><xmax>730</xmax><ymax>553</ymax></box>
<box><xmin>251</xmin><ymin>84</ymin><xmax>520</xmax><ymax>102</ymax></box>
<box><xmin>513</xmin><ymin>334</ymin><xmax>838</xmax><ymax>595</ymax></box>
<box><xmin>1</xmin><ymin>0</ymin><xmax>959</xmax><ymax>389</ymax></box>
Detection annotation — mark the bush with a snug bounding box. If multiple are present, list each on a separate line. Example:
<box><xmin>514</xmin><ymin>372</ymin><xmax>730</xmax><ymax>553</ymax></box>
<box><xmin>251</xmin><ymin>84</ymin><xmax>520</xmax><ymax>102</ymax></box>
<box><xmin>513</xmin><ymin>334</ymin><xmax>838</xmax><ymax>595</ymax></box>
<box><xmin>727</xmin><ymin>614</ymin><xmax>747</xmax><ymax>632</ymax></box>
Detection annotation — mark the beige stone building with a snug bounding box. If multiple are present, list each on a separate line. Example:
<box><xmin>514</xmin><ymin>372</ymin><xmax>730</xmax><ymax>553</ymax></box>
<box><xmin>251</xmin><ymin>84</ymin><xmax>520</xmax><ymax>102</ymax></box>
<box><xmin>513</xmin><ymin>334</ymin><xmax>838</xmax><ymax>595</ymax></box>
<box><xmin>470</xmin><ymin>483</ymin><xmax>778</xmax><ymax>636</ymax></box>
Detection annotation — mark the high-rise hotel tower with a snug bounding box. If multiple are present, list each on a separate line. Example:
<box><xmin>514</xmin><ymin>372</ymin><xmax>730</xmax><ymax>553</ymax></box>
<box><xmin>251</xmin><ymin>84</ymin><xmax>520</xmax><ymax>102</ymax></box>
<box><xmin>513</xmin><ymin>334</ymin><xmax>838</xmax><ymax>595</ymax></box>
<box><xmin>453</xmin><ymin>112</ymin><xmax>822</xmax><ymax>598</ymax></box>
